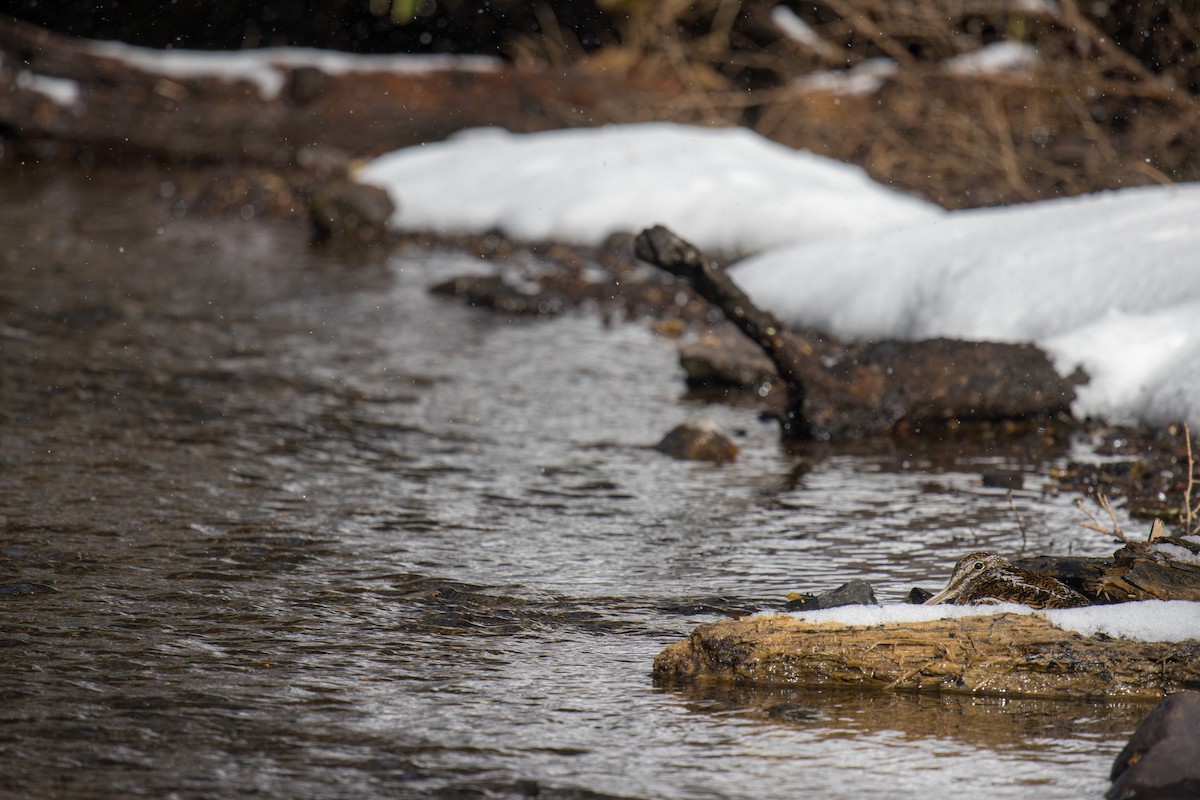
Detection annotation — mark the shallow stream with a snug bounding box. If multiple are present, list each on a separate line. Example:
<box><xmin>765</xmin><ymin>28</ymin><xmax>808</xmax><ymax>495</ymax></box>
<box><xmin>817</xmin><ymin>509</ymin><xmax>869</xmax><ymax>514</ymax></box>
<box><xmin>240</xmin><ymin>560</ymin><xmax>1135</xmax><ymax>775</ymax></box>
<box><xmin>0</xmin><ymin>167</ymin><xmax>1144</xmax><ymax>798</ymax></box>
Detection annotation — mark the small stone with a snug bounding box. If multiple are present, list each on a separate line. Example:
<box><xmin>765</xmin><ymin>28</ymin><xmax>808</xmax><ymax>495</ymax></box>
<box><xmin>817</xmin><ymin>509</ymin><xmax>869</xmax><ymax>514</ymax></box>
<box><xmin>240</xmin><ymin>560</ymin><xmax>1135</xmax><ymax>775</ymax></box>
<box><xmin>906</xmin><ymin>586</ymin><xmax>934</xmax><ymax>604</ymax></box>
<box><xmin>309</xmin><ymin>179</ymin><xmax>395</xmax><ymax>242</ymax></box>
<box><xmin>784</xmin><ymin>580</ymin><xmax>877</xmax><ymax>611</ymax></box>
<box><xmin>655</xmin><ymin>417</ymin><xmax>738</xmax><ymax>463</ymax></box>
<box><xmin>678</xmin><ymin>328</ymin><xmax>776</xmax><ymax>389</ymax></box>
<box><xmin>428</xmin><ymin>274</ymin><xmax>564</xmax><ymax>316</ymax></box>
<box><xmin>981</xmin><ymin>470</ymin><xmax>1024</xmax><ymax>490</ymax></box>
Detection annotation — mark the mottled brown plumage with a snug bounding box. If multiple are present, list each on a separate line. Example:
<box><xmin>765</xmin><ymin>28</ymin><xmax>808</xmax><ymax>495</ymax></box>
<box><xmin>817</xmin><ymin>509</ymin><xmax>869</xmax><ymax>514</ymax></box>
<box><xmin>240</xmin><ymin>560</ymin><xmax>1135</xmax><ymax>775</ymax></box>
<box><xmin>924</xmin><ymin>551</ymin><xmax>1092</xmax><ymax>609</ymax></box>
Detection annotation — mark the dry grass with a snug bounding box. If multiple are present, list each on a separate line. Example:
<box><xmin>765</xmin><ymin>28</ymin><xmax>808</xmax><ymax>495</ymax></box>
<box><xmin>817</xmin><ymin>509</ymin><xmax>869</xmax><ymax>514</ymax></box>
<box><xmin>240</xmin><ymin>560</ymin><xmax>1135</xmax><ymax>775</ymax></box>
<box><xmin>509</xmin><ymin>0</ymin><xmax>1200</xmax><ymax>209</ymax></box>
<box><xmin>1185</xmin><ymin>423</ymin><xmax>1200</xmax><ymax>535</ymax></box>
<box><xmin>1076</xmin><ymin>492</ymin><xmax>1127</xmax><ymax>543</ymax></box>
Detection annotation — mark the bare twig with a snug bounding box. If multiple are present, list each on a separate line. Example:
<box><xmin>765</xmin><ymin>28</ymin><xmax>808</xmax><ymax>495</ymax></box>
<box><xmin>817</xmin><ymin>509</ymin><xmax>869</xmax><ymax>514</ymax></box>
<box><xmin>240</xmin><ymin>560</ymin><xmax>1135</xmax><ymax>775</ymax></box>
<box><xmin>1186</xmin><ymin>423</ymin><xmax>1199</xmax><ymax>535</ymax></box>
<box><xmin>1007</xmin><ymin>489</ymin><xmax>1028</xmax><ymax>552</ymax></box>
<box><xmin>1076</xmin><ymin>491</ymin><xmax>1127</xmax><ymax>542</ymax></box>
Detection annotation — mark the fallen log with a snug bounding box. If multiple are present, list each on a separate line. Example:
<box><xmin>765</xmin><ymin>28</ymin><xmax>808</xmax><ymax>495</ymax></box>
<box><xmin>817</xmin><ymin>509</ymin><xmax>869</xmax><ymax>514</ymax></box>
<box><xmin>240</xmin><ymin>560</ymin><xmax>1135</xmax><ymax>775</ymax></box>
<box><xmin>0</xmin><ymin>16</ymin><xmax>690</xmax><ymax>164</ymax></box>
<box><xmin>653</xmin><ymin>612</ymin><xmax>1200</xmax><ymax>701</ymax></box>
<box><xmin>634</xmin><ymin>225</ymin><xmax>1076</xmax><ymax>440</ymax></box>
<box><xmin>1016</xmin><ymin>537</ymin><xmax>1200</xmax><ymax>603</ymax></box>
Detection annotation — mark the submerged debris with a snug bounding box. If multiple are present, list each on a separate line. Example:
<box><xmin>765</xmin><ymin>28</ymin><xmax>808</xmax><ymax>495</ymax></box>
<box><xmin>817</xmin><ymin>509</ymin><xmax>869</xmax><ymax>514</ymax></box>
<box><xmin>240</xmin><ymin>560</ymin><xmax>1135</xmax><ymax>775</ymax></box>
<box><xmin>635</xmin><ymin>224</ymin><xmax>1075</xmax><ymax>441</ymax></box>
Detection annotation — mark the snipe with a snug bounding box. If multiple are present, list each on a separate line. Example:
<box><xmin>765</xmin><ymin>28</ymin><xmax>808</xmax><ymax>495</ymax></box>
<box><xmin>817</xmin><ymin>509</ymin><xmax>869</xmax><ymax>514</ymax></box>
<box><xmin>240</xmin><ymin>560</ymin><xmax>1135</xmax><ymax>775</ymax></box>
<box><xmin>923</xmin><ymin>551</ymin><xmax>1091</xmax><ymax>609</ymax></box>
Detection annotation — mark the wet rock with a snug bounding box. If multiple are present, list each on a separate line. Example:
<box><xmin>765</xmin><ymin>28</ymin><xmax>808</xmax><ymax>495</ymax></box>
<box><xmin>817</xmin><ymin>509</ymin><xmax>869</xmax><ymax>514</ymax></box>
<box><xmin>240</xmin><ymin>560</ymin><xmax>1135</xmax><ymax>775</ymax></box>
<box><xmin>296</xmin><ymin>145</ymin><xmax>352</xmax><ymax>180</ymax></box>
<box><xmin>678</xmin><ymin>326</ymin><xmax>777</xmax><ymax>390</ymax></box>
<box><xmin>429</xmin><ymin>274</ymin><xmax>566</xmax><ymax>316</ymax></box>
<box><xmin>1108</xmin><ymin>691</ymin><xmax>1200</xmax><ymax>800</ymax></box>
<box><xmin>655</xmin><ymin>417</ymin><xmax>738</xmax><ymax>463</ymax></box>
<box><xmin>981</xmin><ymin>470</ymin><xmax>1024</xmax><ymax>490</ymax></box>
<box><xmin>784</xmin><ymin>579</ymin><xmax>878</xmax><ymax>611</ymax></box>
<box><xmin>906</xmin><ymin>586</ymin><xmax>934</xmax><ymax>604</ymax></box>
<box><xmin>309</xmin><ymin>179</ymin><xmax>395</xmax><ymax>242</ymax></box>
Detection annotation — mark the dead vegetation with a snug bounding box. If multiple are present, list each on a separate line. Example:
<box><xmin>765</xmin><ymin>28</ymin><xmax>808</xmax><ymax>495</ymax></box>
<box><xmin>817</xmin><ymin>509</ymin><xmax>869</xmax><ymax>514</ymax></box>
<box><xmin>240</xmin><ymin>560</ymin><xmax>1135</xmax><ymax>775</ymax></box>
<box><xmin>1077</xmin><ymin>491</ymin><xmax>1127</xmax><ymax>542</ymax></box>
<box><xmin>513</xmin><ymin>0</ymin><xmax>1200</xmax><ymax>208</ymax></box>
<box><xmin>1058</xmin><ymin>422</ymin><xmax>1200</xmax><ymax>537</ymax></box>
<box><xmin>1185</xmin><ymin>423</ymin><xmax>1200</xmax><ymax>535</ymax></box>
<box><xmin>8</xmin><ymin>3</ymin><xmax>1199</xmax><ymax>210</ymax></box>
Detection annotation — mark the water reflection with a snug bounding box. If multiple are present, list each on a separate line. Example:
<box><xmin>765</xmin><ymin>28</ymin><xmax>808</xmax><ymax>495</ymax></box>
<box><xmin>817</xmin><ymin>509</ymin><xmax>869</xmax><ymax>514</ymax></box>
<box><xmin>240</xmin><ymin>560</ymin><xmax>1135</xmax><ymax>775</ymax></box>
<box><xmin>0</xmin><ymin>166</ymin><xmax>1135</xmax><ymax>799</ymax></box>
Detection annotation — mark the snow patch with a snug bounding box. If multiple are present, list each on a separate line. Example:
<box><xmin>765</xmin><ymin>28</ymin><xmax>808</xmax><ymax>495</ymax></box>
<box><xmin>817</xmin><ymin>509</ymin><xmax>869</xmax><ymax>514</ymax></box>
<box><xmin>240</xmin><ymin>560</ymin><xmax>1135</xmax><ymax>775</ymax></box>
<box><xmin>360</xmin><ymin>120</ymin><xmax>1200</xmax><ymax>430</ymax></box>
<box><xmin>358</xmin><ymin>123</ymin><xmax>940</xmax><ymax>256</ymax></box>
<box><xmin>16</xmin><ymin>71</ymin><xmax>81</xmax><ymax>107</ymax></box>
<box><xmin>1046</xmin><ymin>601</ymin><xmax>1200</xmax><ymax>642</ymax></box>
<box><xmin>84</xmin><ymin>41</ymin><xmax>499</xmax><ymax>100</ymax></box>
<box><xmin>732</xmin><ymin>184</ymin><xmax>1200</xmax><ymax>427</ymax></box>
<box><xmin>795</xmin><ymin>58</ymin><xmax>898</xmax><ymax>96</ymax></box>
<box><xmin>776</xmin><ymin>600</ymin><xmax>1200</xmax><ymax>643</ymax></box>
<box><xmin>944</xmin><ymin>42</ymin><xmax>1039</xmax><ymax>75</ymax></box>
<box><xmin>1153</xmin><ymin>542</ymin><xmax>1200</xmax><ymax>567</ymax></box>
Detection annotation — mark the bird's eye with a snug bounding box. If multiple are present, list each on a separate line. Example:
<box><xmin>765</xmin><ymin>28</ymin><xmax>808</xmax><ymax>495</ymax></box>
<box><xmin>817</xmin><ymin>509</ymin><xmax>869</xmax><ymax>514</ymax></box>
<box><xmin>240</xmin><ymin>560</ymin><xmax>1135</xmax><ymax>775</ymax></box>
<box><xmin>973</xmin><ymin>562</ymin><xmax>984</xmax><ymax>570</ymax></box>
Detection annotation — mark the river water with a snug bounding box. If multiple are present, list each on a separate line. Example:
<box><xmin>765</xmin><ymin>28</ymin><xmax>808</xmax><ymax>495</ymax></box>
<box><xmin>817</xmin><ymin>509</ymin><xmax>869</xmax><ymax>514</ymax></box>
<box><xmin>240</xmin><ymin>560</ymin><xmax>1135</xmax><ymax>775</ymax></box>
<box><xmin>0</xmin><ymin>167</ymin><xmax>1146</xmax><ymax>799</ymax></box>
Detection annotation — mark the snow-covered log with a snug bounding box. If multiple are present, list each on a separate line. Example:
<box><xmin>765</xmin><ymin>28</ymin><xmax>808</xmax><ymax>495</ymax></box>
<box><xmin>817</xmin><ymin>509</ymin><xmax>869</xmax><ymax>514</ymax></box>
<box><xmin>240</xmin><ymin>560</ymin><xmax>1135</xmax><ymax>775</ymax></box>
<box><xmin>654</xmin><ymin>608</ymin><xmax>1200</xmax><ymax>700</ymax></box>
<box><xmin>0</xmin><ymin>16</ymin><xmax>686</xmax><ymax>164</ymax></box>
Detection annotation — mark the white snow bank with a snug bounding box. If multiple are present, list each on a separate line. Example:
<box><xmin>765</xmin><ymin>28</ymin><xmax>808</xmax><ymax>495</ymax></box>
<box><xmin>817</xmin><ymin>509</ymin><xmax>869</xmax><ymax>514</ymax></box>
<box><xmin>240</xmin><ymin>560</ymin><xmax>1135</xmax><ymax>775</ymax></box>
<box><xmin>732</xmin><ymin>184</ymin><xmax>1200</xmax><ymax>426</ymax></box>
<box><xmin>795</xmin><ymin>58</ymin><xmax>898</xmax><ymax>96</ymax></box>
<box><xmin>356</xmin><ymin>123</ymin><xmax>942</xmax><ymax>255</ymax></box>
<box><xmin>359</xmin><ymin>120</ymin><xmax>1200</xmax><ymax>429</ymax></box>
<box><xmin>777</xmin><ymin>599</ymin><xmax>1200</xmax><ymax>643</ymax></box>
<box><xmin>1047</xmin><ymin>601</ymin><xmax>1200</xmax><ymax>642</ymax></box>
<box><xmin>15</xmin><ymin>71</ymin><xmax>81</xmax><ymax>107</ymax></box>
<box><xmin>943</xmin><ymin>41</ymin><xmax>1039</xmax><ymax>75</ymax></box>
<box><xmin>84</xmin><ymin>41</ymin><xmax>499</xmax><ymax>100</ymax></box>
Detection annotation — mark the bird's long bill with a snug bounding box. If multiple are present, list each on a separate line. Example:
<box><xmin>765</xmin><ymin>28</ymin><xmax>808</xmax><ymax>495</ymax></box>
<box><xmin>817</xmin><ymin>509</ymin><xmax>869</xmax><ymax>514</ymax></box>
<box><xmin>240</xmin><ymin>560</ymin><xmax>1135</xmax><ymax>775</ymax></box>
<box><xmin>923</xmin><ymin>586</ymin><xmax>955</xmax><ymax>605</ymax></box>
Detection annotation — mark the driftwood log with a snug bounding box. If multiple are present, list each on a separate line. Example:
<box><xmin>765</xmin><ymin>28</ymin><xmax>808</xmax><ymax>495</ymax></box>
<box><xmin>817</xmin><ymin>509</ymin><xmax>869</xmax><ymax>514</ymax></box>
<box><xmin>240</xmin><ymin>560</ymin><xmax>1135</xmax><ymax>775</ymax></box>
<box><xmin>0</xmin><ymin>16</ymin><xmax>687</xmax><ymax>164</ymax></box>
<box><xmin>654</xmin><ymin>612</ymin><xmax>1200</xmax><ymax>701</ymax></box>
<box><xmin>1016</xmin><ymin>537</ymin><xmax>1200</xmax><ymax>603</ymax></box>
<box><xmin>634</xmin><ymin>225</ymin><xmax>1075</xmax><ymax>440</ymax></box>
